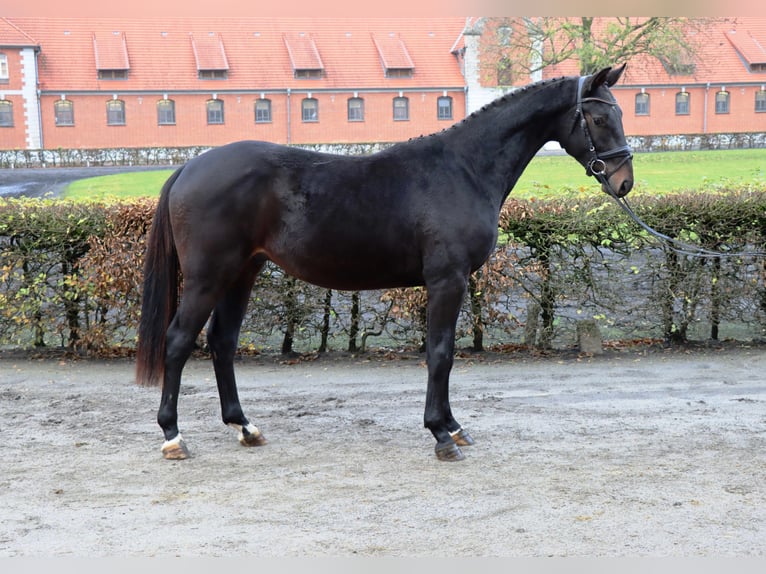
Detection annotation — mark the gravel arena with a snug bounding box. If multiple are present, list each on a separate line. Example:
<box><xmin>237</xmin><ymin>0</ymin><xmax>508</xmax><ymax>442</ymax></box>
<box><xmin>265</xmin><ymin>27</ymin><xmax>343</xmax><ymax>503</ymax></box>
<box><xmin>0</xmin><ymin>344</ymin><xmax>765</xmax><ymax>558</ymax></box>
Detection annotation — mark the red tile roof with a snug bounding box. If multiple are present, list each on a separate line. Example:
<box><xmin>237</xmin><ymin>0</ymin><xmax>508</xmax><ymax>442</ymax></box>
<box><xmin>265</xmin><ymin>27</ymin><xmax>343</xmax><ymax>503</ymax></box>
<box><xmin>0</xmin><ymin>17</ymin><xmax>38</xmax><ymax>47</ymax></box>
<box><xmin>611</xmin><ymin>17</ymin><xmax>766</xmax><ymax>87</ymax></box>
<box><xmin>8</xmin><ymin>17</ymin><xmax>467</xmax><ymax>92</ymax></box>
<box><xmin>8</xmin><ymin>17</ymin><xmax>766</xmax><ymax>95</ymax></box>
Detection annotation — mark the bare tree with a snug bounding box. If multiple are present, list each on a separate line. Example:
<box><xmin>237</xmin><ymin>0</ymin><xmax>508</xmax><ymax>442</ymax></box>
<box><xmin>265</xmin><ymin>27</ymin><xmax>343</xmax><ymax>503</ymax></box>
<box><xmin>483</xmin><ymin>17</ymin><xmax>725</xmax><ymax>81</ymax></box>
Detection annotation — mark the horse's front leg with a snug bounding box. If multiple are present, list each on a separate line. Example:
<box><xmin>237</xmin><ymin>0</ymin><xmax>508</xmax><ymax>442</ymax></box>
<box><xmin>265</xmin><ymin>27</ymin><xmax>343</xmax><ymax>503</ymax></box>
<box><xmin>424</xmin><ymin>273</ymin><xmax>476</xmax><ymax>461</ymax></box>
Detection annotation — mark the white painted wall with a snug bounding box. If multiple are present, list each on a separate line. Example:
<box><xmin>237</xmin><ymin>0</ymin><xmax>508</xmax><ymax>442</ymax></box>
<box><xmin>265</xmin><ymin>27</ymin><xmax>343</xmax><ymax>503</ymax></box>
<box><xmin>20</xmin><ymin>48</ymin><xmax>42</xmax><ymax>149</ymax></box>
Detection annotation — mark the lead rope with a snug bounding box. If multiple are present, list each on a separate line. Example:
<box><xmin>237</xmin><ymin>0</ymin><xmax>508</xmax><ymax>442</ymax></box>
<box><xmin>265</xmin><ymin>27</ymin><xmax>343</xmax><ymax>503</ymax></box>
<box><xmin>607</xmin><ymin>194</ymin><xmax>766</xmax><ymax>259</ymax></box>
<box><xmin>575</xmin><ymin>76</ymin><xmax>766</xmax><ymax>259</ymax></box>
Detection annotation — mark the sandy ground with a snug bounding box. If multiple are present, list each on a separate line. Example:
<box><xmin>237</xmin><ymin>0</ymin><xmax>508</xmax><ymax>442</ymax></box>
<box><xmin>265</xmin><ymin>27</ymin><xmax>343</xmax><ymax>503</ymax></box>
<box><xmin>0</xmin><ymin>345</ymin><xmax>764</xmax><ymax>557</ymax></box>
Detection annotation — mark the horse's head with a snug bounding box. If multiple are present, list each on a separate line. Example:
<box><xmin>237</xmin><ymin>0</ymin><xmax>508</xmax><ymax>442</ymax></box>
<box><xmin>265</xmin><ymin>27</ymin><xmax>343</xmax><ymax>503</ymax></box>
<box><xmin>560</xmin><ymin>64</ymin><xmax>634</xmax><ymax>198</ymax></box>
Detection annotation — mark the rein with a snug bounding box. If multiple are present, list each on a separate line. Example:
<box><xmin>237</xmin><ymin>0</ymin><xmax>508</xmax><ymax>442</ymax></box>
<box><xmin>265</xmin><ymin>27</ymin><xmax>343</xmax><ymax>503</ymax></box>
<box><xmin>574</xmin><ymin>76</ymin><xmax>766</xmax><ymax>260</ymax></box>
<box><xmin>608</xmin><ymin>194</ymin><xmax>766</xmax><ymax>259</ymax></box>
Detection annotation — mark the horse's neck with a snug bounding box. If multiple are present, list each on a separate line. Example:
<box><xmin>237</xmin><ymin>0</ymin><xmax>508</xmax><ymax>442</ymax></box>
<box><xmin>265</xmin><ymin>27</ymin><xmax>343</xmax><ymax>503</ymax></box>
<box><xmin>447</xmin><ymin>77</ymin><xmax>575</xmax><ymax>209</ymax></box>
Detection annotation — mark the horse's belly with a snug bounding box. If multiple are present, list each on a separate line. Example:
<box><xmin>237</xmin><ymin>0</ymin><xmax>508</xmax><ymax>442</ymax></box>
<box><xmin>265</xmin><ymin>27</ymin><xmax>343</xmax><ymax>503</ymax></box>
<box><xmin>267</xmin><ymin>244</ymin><xmax>422</xmax><ymax>291</ymax></box>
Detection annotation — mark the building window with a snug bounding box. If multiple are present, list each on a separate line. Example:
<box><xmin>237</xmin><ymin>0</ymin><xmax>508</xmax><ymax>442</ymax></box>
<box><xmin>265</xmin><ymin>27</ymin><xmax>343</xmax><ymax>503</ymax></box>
<box><xmin>98</xmin><ymin>69</ymin><xmax>128</xmax><ymax>80</ymax></box>
<box><xmin>437</xmin><ymin>96</ymin><xmax>453</xmax><ymax>120</ymax></box>
<box><xmin>347</xmin><ymin>97</ymin><xmax>364</xmax><ymax>122</ymax></box>
<box><xmin>54</xmin><ymin>99</ymin><xmax>74</xmax><ymax>126</ymax></box>
<box><xmin>715</xmin><ymin>90</ymin><xmax>730</xmax><ymax>114</ymax></box>
<box><xmin>157</xmin><ymin>99</ymin><xmax>175</xmax><ymax>125</ymax></box>
<box><xmin>393</xmin><ymin>96</ymin><xmax>409</xmax><ymax>121</ymax></box>
<box><xmin>198</xmin><ymin>69</ymin><xmax>228</xmax><ymax>80</ymax></box>
<box><xmin>295</xmin><ymin>69</ymin><xmax>323</xmax><ymax>80</ymax></box>
<box><xmin>206</xmin><ymin>99</ymin><xmax>224</xmax><ymax>124</ymax></box>
<box><xmin>0</xmin><ymin>54</ymin><xmax>8</xmax><ymax>82</ymax></box>
<box><xmin>385</xmin><ymin>68</ymin><xmax>413</xmax><ymax>79</ymax></box>
<box><xmin>675</xmin><ymin>92</ymin><xmax>690</xmax><ymax>115</ymax></box>
<box><xmin>635</xmin><ymin>92</ymin><xmax>650</xmax><ymax>116</ymax></box>
<box><xmin>106</xmin><ymin>99</ymin><xmax>125</xmax><ymax>125</ymax></box>
<box><xmin>755</xmin><ymin>90</ymin><xmax>766</xmax><ymax>113</ymax></box>
<box><xmin>496</xmin><ymin>26</ymin><xmax>513</xmax><ymax>47</ymax></box>
<box><xmin>302</xmin><ymin>98</ymin><xmax>318</xmax><ymax>122</ymax></box>
<box><xmin>0</xmin><ymin>99</ymin><xmax>12</xmax><ymax>126</ymax></box>
<box><xmin>255</xmin><ymin>99</ymin><xmax>272</xmax><ymax>123</ymax></box>
<box><xmin>497</xmin><ymin>58</ymin><xmax>513</xmax><ymax>86</ymax></box>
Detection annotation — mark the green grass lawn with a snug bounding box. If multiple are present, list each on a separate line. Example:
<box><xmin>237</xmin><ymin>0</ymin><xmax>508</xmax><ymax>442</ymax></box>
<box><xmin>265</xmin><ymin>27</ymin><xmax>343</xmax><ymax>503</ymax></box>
<box><xmin>61</xmin><ymin>148</ymin><xmax>766</xmax><ymax>201</ymax></box>
<box><xmin>62</xmin><ymin>170</ymin><xmax>175</xmax><ymax>201</ymax></box>
<box><xmin>515</xmin><ymin>148</ymin><xmax>766</xmax><ymax>199</ymax></box>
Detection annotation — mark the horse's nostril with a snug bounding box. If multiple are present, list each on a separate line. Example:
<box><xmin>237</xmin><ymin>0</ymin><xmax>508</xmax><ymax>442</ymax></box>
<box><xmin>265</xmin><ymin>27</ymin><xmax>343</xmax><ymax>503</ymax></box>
<box><xmin>621</xmin><ymin>179</ymin><xmax>634</xmax><ymax>195</ymax></box>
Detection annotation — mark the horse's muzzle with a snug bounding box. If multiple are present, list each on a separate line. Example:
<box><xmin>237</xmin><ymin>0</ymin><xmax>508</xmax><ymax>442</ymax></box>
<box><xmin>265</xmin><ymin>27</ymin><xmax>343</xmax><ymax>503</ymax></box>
<box><xmin>603</xmin><ymin>174</ymin><xmax>633</xmax><ymax>198</ymax></box>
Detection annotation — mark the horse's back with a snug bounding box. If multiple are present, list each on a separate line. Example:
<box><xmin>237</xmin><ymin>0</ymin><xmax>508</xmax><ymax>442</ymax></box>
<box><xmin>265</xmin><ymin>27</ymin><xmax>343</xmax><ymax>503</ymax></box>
<box><xmin>165</xmin><ymin>138</ymin><xmax>497</xmax><ymax>291</ymax></box>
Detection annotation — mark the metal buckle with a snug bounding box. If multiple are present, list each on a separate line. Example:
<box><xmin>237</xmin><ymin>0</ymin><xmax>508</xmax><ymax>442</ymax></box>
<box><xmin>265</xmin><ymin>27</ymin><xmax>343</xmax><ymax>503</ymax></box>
<box><xmin>589</xmin><ymin>158</ymin><xmax>607</xmax><ymax>176</ymax></box>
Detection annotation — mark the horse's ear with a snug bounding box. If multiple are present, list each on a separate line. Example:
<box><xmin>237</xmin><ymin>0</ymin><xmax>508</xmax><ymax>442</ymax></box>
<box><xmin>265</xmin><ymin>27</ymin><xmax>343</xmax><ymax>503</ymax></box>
<box><xmin>605</xmin><ymin>63</ymin><xmax>627</xmax><ymax>87</ymax></box>
<box><xmin>583</xmin><ymin>67</ymin><xmax>612</xmax><ymax>95</ymax></box>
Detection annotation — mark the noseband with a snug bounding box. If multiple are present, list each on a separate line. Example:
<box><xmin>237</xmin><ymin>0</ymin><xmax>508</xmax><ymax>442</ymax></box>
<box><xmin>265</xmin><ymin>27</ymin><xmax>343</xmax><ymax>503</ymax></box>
<box><xmin>572</xmin><ymin>76</ymin><xmax>633</xmax><ymax>197</ymax></box>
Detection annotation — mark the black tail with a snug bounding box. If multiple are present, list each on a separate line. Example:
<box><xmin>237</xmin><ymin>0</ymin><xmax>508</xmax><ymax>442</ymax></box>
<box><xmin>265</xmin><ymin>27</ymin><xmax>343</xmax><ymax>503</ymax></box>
<box><xmin>135</xmin><ymin>167</ymin><xmax>184</xmax><ymax>387</ymax></box>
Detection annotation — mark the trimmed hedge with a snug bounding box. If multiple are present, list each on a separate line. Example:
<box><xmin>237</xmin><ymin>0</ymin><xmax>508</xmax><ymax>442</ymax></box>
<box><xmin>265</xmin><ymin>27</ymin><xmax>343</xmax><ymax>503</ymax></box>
<box><xmin>2</xmin><ymin>188</ymin><xmax>766</xmax><ymax>355</ymax></box>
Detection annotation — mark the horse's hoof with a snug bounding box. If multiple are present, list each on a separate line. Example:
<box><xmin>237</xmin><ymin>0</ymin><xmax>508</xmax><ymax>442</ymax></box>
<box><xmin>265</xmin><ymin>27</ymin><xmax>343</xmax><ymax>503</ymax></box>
<box><xmin>435</xmin><ymin>441</ymin><xmax>465</xmax><ymax>462</ymax></box>
<box><xmin>232</xmin><ymin>423</ymin><xmax>267</xmax><ymax>447</ymax></box>
<box><xmin>161</xmin><ymin>435</ymin><xmax>189</xmax><ymax>460</ymax></box>
<box><xmin>450</xmin><ymin>428</ymin><xmax>475</xmax><ymax>447</ymax></box>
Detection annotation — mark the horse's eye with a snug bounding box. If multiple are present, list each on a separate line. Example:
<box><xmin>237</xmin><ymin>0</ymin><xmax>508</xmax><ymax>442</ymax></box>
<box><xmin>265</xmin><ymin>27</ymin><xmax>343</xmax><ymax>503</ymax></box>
<box><xmin>593</xmin><ymin>116</ymin><xmax>606</xmax><ymax>127</ymax></box>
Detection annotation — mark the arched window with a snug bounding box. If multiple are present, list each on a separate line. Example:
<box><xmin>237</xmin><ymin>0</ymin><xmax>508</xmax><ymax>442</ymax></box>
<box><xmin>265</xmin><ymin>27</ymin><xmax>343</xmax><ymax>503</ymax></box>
<box><xmin>54</xmin><ymin>99</ymin><xmax>74</xmax><ymax>126</ymax></box>
<box><xmin>715</xmin><ymin>90</ymin><xmax>730</xmax><ymax>114</ymax></box>
<box><xmin>635</xmin><ymin>92</ymin><xmax>650</xmax><ymax>116</ymax></box>
<box><xmin>437</xmin><ymin>96</ymin><xmax>453</xmax><ymax>120</ymax></box>
<box><xmin>393</xmin><ymin>96</ymin><xmax>409</xmax><ymax>121</ymax></box>
<box><xmin>206</xmin><ymin>98</ymin><xmax>224</xmax><ymax>124</ymax></box>
<box><xmin>106</xmin><ymin>99</ymin><xmax>125</xmax><ymax>125</ymax></box>
<box><xmin>0</xmin><ymin>99</ymin><xmax>13</xmax><ymax>127</ymax></box>
<box><xmin>347</xmin><ymin>97</ymin><xmax>364</xmax><ymax>122</ymax></box>
<box><xmin>157</xmin><ymin>99</ymin><xmax>175</xmax><ymax>125</ymax></box>
<box><xmin>302</xmin><ymin>97</ymin><xmax>318</xmax><ymax>122</ymax></box>
<box><xmin>255</xmin><ymin>99</ymin><xmax>272</xmax><ymax>123</ymax></box>
<box><xmin>675</xmin><ymin>92</ymin><xmax>690</xmax><ymax>115</ymax></box>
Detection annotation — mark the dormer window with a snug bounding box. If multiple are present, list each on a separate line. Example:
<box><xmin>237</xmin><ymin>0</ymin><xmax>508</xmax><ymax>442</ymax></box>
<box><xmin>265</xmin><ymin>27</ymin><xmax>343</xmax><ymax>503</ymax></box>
<box><xmin>284</xmin><ymin>34</ymin><xmax>325</xmax><ymax>80</ymax></box>
<box><xmin>373</xmin><ymin>34</ymin><xmax>414</xmax><ymax>79</ymax></box>
<box><xmin>93</xmin><ymin>32</ymin><xmax>130</xmax><ymax>80</ymax></box>
<box><xmin>191</xmin><ymin>33</ymin><xmax>229</xmax><ymax>80</ymax></box>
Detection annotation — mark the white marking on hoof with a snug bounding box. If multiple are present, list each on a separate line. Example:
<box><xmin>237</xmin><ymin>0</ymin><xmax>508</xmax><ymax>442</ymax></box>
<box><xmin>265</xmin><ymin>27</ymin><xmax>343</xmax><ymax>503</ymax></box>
<box><xmin>228</xmin><ymin>423</ymin><xmax>266</xmax><ymax>446</ymax></box>
<box><xmin>161</xmin><ymin>434</ymin><xmax>189</xmax><ymax>460</ymax></box>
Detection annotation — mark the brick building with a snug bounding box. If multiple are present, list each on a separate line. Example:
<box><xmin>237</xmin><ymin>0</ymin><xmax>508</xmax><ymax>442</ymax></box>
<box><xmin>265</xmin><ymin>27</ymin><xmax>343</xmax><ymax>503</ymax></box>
<box><xmin>1</xmin><ymin>17</ymin><xmax>765</xmax><ymax>152</ymax></box>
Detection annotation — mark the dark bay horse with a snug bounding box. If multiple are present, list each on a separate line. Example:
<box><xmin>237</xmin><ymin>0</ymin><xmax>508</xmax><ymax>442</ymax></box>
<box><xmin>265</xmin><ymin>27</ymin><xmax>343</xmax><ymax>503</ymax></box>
<box><xmin>136</xmin><ymin>65</ymin><xmax>634</xmax><ymax>461</ymax></box>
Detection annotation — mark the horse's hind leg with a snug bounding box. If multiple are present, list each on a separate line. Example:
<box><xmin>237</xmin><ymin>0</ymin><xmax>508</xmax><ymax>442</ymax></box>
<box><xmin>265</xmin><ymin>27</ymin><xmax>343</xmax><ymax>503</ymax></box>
<box><xmin>158</xmin><ymin>289</ymin><xmax>219</xmax><ymax>460</ymax></box>
<box><xmin>207</xmin><ymin>256</ymin><xmax>267</xmax><ymax>449</ymax></box>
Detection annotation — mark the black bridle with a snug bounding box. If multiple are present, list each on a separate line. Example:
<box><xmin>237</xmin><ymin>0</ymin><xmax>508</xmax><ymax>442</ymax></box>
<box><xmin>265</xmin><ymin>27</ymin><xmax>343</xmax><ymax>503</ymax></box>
<box><xmin>574</xmin><ymin>75</ymin><xmax>766</xmax><ymax>259</ymax></box>
<box><xmin>573</xmin><ymin>75</ymin><xmax>633</xmax><ymax>197</ymax></box>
